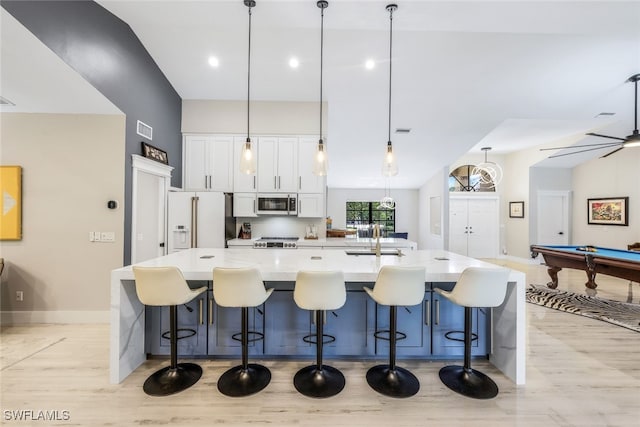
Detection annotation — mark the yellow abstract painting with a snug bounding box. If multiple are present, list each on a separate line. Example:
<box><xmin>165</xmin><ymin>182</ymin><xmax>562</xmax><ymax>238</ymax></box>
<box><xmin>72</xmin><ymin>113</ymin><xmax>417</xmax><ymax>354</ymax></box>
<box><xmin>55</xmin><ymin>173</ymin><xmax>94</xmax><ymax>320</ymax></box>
<box><xmin>0</xmin><ymin>166</ymin><xmax>22</xmax><ymax>240</ymax></box>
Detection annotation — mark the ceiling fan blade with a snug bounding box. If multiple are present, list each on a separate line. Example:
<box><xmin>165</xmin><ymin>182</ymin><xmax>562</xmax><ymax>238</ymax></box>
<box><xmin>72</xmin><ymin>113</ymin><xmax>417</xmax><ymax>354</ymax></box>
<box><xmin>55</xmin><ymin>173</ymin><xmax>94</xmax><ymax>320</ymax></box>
<box><xmin>600</xmin><ymin>147</ymin><xmax>624</xmax><ymax>158</ymax></box>
<box><xmin>585</xmin><ymin>132</ymin><xmax>626</xmax><ymax>142</ymax></box>
<box><xmin>540</xmin><ymin>142</ymin><xmax>621</xmax><ymax>151</ymax></box>
<box><xmin>547</xmin><ymin>144</ymin><xmax>623</xmax><ymax>158</ymax></box>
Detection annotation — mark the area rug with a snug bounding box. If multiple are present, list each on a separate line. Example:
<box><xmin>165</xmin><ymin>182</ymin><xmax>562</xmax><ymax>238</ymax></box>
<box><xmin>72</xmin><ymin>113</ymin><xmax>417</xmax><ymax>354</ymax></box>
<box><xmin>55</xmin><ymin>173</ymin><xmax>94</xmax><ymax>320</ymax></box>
<box><xmin>526</xmin><ymin>284</ymin><xmax>640</xmax><ymax>333</ymax></box>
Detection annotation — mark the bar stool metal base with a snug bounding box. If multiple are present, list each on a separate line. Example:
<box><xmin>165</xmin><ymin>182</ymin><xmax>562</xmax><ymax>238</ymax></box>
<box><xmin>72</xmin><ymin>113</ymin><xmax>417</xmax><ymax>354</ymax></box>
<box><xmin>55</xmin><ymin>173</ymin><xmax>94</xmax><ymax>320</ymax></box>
<box><xmin>143</xmin><ymin>362</ymin><xmax>203</xmax><ymax>396</ymax></box>
<box><xmin>294</xmin><ymin>365</ymin><xmax>345</xmax><ymax>398</ymax></box>
<box><xmin>366</xmin><ymin>365</ymin><xmax>420</xmax><ymax>398</ymax></box>
<box><xmin>217</xmin><ymin>363</ymin><xmax>271</xmax><ymax>397</ymax></box>
<box><xmin>439</xmin><ymin>365</ymin><xmax>498</xmax><ymax>399</ymax></box>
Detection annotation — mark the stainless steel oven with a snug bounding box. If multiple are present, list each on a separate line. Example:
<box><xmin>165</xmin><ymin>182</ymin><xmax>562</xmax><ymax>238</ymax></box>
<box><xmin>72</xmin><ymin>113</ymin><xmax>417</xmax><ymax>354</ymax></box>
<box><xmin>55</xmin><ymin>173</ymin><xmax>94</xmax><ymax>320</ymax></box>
<box><xmin>256</xmin><ymin>194</ymin><xmax>297</xmax><ymax>216</ymax></box>
<box><xmin>253</xmin><ymin>237</ymin><xmax>298</xmax><ymax>249</ymax></box>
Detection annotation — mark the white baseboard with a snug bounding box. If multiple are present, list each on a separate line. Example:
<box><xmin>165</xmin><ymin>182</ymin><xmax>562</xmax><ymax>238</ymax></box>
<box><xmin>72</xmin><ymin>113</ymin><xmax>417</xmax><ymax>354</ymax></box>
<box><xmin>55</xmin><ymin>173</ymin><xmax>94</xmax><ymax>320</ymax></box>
<box><xmin>0</xmin><ymin>310</ymin><xmax>110</xmax><ymax>325</ymax></box>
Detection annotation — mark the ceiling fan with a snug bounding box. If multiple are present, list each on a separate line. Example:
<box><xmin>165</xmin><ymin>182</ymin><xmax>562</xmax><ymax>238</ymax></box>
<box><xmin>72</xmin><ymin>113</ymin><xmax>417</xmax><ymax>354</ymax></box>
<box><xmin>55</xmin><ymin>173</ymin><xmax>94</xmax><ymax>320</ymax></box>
<box><xmin>541</xmin><ymin>73</ymin><xmax>640</xmax><ymax>159</ymax></box>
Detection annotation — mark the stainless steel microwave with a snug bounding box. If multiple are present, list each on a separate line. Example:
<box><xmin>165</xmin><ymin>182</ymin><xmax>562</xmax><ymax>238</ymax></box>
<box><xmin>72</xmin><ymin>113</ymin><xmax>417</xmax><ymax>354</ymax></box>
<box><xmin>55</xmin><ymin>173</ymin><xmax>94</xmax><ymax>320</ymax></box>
<box><xmin>256</xmin><ymin>194</ymin><xmax>297</xmax><ymax>216</ymax></box>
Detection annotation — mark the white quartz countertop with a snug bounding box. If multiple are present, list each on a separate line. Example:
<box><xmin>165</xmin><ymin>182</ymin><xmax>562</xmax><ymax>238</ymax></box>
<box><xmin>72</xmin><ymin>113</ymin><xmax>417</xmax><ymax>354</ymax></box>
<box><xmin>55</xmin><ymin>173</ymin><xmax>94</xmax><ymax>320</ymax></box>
<box><xmin>113</xmin><ymin>247</ymin><xmax>521</xmax><ymax>283</ymax></box>
<box><xmin>227</xmin><ymin>237</ymin><xmax>417</xmax><ymax>248</ymax></box>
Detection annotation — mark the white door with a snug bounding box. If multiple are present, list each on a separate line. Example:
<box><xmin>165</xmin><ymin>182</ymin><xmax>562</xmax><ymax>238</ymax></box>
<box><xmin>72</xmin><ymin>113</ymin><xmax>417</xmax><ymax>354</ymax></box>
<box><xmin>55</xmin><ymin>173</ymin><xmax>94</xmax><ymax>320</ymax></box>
<box><xmin>448</xmin><ymin>196</ymin><xmax>499</xmax><ymax>258</ymax></box>
<box><xmin>537</xmin><ymin>191</ymin><xmax>570</xmax><ymax>246</ymax></box>
<box><xmin>467</xmin><ymin>198</ymin><xmax>499</xmax><ymax>258</ymax></box>
<box><xmin>196</xmin><ymin>192</ymin><xmax>225</xmax><ymax>248</ymax></box>
<box><xmin>257</xmin><ymin>137</ymin><xmax>278</xmax><ymax>192</ymax></box>
<box><xmin>449</xmin><ymin>198</ymin><xmax>469</xmax><ymax>255</ymax></box>
<box><xmin>233</xmin><ymin>137</ymin><xmax>257</xmax><ymax>192</ymax></box>
<box><xmin>134</xmin><ymin>171</ymin><xmax>165</xmax><ymax>262</ymax></box>
<box><xmin>297</xmin><ymin>137</ymin><xmax>325</xmax><ymax>193</ymax></box>
<box><xmin>276</xmin><ymin>137</ymin><xmax>298</xmax><ymax>192</ymax></box>
<box><xmin>184</xmin><ymin>136</ymin><xmax>207</xmax><ymax>190</ymax></box>
<box><xmin>207</xmin><ymin>137</ymin><xmax>234</xmax><ymax>192</ymax></box>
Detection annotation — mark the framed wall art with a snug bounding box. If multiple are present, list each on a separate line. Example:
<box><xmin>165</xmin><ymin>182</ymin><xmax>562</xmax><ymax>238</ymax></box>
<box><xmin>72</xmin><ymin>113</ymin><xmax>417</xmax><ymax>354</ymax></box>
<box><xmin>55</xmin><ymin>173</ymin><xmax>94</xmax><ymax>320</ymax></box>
<box><xmin>587</xmin><ymin>197</ymin><xmax>628</xmax><ymax>226</ymax></box>
<box><xmin>0</xmin><ymin>165</ymin><xmax>23</xmax><ymax>240</ymax></box>
<box><xmin>509</xmin><ymin>201</ymin><xmax>524</xmax><ymax>218</ymax></box>
<box><xmin>141</xmin><ymin>141</ymin><xmax>168</xmax><ymax>164</ymax></box>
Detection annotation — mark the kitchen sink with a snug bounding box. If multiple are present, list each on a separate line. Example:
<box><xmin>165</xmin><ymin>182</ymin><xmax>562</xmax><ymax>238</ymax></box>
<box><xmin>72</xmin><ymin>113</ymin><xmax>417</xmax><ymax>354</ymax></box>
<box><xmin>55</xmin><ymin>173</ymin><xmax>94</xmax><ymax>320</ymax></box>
<box><xmin>344</xmin><ymin>249</ymin><xmax>403</xmax><ymax>256</ymax></box>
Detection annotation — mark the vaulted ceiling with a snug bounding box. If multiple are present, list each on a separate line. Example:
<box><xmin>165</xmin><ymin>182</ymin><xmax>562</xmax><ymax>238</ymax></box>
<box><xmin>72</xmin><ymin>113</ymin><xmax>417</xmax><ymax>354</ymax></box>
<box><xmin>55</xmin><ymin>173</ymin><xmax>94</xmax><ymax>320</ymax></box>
<box><xmin>2</xmin><ymin>1</ymin><xmax>639</xmax><ymax>188</ymax></box>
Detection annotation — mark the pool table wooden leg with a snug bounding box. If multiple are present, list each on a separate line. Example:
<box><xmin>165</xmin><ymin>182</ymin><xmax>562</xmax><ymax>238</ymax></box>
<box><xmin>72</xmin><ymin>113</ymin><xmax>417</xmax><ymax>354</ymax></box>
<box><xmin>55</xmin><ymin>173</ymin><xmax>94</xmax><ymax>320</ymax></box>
<box><xmin>585</xmin><ymin>271</ymin><xmax>598</xmax><ymax>289</ymax></box>
<box><xmin>546</xmin><ymin>266</ymin><xmax>561</xmax><ymax>289</ymax></box>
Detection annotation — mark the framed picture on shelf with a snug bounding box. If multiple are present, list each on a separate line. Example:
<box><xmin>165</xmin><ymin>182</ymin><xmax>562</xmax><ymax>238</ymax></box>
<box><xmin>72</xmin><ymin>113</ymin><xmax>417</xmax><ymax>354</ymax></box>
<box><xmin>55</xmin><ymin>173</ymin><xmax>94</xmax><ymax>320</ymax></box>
<box><xmin>509</xmin><ymin>201</ymin><xmax>524</xmax><ymax>218</ymax></box>
<box><xmin>141</xmin><ymin>141</ymin><xmax>168</xmax><ymax>164</ymax></box>
<box><xmin>587</xmin><ymin>197</ymin><xmax>628</xmax><ymax>226</ymax></box>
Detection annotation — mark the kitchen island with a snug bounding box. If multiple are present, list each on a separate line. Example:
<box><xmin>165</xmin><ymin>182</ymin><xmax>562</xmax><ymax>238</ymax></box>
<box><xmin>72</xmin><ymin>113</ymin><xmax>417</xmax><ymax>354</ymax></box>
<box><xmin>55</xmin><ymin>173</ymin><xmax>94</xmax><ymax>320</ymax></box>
<box><xmin>110</xmin><ymin>248</ymin><xmax>525</xmax><ymax>385</ymax></box>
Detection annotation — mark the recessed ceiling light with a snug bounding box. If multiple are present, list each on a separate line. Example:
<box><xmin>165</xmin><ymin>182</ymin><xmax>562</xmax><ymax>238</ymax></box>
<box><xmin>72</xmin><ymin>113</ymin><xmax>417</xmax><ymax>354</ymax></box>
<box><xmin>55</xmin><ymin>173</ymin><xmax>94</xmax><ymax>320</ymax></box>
<box><xmin>365</xmin><ymin>59</ymin><xmax>375</xmax><ymax>70</ymax></box>
<box><xmin>208</xmin><ymin>56</ymin><xmax>219</xmax><ymax>68</ymax></box>
<box><xmin>289</xmin><ymin>57</ymin><xmax>300</xmax><ymax>69</ymax></box>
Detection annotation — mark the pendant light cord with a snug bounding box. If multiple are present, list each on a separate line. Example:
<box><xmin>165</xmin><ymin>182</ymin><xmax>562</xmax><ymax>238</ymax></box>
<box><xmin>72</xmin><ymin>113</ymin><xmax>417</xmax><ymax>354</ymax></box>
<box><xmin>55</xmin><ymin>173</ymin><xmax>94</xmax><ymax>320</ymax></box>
<box><xmin>320</xmin><ymin>4</ymin><xmax>324</xmax><ymax>142</ymax></box>
<box><xmin>247</xmin><ymin>3</ymin><xmax>252</xmax><ymax>141</ymax></box>
<box><xmin>387</xmin><ymin>5</ymin><xmax>393</xmax><ymax>144</ymax></box>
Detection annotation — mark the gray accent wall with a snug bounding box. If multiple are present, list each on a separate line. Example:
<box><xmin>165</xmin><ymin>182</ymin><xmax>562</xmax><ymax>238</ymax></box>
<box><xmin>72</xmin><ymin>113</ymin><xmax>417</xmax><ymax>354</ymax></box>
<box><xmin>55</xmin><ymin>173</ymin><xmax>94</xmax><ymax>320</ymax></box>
<box><xmin>2</xmin><ymin>0</ymin><xmax>183</xmax><ymax>264</ymax></box>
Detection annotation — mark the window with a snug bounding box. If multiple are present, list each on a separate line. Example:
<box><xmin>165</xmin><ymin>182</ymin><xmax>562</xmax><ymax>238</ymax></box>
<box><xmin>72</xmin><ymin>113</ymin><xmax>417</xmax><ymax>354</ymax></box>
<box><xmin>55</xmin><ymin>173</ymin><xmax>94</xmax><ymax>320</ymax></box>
<box><xmin>449</xmin><ymin>165</ymin><xmax>496</xmax><ymax>192</ymax></box>
<box><xmin>346</xmin><ymin>202</ymin><xmax>395</xmax><ymax>237</ymax></box>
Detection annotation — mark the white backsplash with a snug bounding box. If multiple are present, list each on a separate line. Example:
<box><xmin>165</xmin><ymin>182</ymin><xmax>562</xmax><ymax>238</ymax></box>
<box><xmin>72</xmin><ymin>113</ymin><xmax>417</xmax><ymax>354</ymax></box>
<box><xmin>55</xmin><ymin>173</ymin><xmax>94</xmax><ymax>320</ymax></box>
<box><xmin>235</xmin><ymin>216</ymin><xmax>325</xmax><ymax>239</ymax></box>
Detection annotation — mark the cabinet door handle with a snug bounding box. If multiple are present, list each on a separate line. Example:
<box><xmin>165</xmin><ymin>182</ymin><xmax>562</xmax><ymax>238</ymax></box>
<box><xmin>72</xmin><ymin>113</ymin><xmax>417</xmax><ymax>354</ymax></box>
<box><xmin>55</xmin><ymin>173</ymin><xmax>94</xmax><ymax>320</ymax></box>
<box><xmin>278</xmin><ymin>176</ymin><xmax>281</xmax><ymax>189</ymax></box>
<box><xmin>299</xmin><ymin>176</ymin><xmax>302</xmax><ymax>190</ymax></box>
<box><xmin>274</xmin><ymin>176</ymin><xmax>277</xmax><ymax>189</ymax></box>
<box><xmin>204</xmin><ymin>175</ymin><xmax>207</xmax><ymax>188</ymax></box>
<box><xmin>199</xmin><ymin>299</ymin><xmax>203</xmax><ymax>325</ymax></box>
<box><xmin>424</xmin><ymin>299</ymin><xmax>430</xmax><ymax>326</ymax></box>
<box><xmin>253</xmin><ymin>175</ymin><xmax>256</xmax><ymax>189</ymax></box>
<box><xmin>209</xmin><ymin>299</ymin><xmax>214</xmax><ymax>325</ymax></box>
<box><xmin>298</xmin><ymin>200</ymin><xmax>301</xmax><ymax>214</ymax></box>
<box><xmin>435</xmin><ymin>299</ymin><xmax>440</xmax><ymax>325</ymax></box>
<box><xmin>253</xmin><ymin>199</ymin><xmax>256</xmax><ymax>214</ymax></box>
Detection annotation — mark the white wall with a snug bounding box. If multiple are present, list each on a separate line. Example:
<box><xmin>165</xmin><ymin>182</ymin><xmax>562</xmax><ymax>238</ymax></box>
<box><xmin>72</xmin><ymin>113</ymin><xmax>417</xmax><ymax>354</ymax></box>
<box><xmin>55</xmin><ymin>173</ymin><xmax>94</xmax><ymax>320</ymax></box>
<box><xmin>571</xmin><ymin>149</ymin><xmax>640</xmax><ymax>248</ymax></box>
<box><xmin>326</xmin><ymin>188</ymin><xmax>419</xmax><ymax>241</ymax></box>
<box><xmin>418</xmin><ymin>167</ymin><xmax>448</xmax><ymax>250</ymax></box>
<box><xmin>182</xmin><ymin>100</ymin><xmax>325</xmax><ymax>135</ymax></box>
<box><xmin>0</xmin><ymin>113</ymin><xmax>125</xmax><ymax>320</ymax></box>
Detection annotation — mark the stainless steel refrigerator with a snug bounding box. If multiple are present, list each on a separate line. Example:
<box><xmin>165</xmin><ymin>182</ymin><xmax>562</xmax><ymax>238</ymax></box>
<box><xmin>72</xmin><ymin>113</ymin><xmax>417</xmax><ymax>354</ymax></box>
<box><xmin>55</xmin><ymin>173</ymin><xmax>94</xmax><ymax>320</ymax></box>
<box><xmin>167</xmin><ymin>191</ymin><xmax>236</xmax><ymax>253</ymax></box>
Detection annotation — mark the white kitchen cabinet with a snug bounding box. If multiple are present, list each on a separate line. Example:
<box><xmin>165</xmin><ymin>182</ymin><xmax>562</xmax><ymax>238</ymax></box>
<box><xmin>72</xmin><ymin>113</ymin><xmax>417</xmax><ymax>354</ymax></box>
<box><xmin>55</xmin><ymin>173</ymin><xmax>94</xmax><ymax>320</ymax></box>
<box><xmin>233</xmin><ymin>136</ymin><xmax>258</xmax><ymax>192</ymax></box>
<box><xmin>449</xmin><ymin>195</ymin><xmax>499</xmax><ymax>258</ymax></box>
<box><xmin>233</xmin><ymin>193</ymin><xmax>258</xmax><ymax>217</ymax></box>
<box><xmin>257</xmin><ymin>137</ymin><xmax>298</xmax><ymax>193</ymax></box>
<box><xmin>184</xmin><ymin>135</ymin><xmax>233</xmax><ymax>191</ymax></box>
<box><xmin>297</xmin><ymin>137</ymin><xmax>326</xmax><ymax>193</ymax></box>
<box><xmin>298</xmin><ymin>193</ymin><xmax>325</xmax><ymax>218</ymax></box>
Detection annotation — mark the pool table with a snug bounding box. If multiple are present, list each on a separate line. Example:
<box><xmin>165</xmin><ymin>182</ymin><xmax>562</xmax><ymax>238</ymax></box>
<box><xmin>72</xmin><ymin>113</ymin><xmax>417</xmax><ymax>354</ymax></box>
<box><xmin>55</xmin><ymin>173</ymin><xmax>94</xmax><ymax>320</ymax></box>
<box><xmin>530</xmin><ymin>245</ymin><xmax>640</xmax><ymax>289</ymax></box>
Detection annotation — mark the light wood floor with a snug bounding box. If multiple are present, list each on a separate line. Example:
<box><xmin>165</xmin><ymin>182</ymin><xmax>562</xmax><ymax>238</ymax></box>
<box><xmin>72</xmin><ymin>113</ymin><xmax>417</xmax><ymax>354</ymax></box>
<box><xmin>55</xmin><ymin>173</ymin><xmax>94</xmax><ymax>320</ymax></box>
<box><xmin>1</xmin><ymin>260</ymin><xmax>639</xmax><ymax>426</ymax></box>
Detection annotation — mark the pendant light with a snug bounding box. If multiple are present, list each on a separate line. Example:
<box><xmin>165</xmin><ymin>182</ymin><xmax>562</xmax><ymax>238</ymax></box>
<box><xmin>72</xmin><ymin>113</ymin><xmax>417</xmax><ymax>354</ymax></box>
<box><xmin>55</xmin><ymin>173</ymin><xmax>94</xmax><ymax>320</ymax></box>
<box><xmin>382</xmin><ymin>4</ymin><xmax>398</xmax><ymax>177</ymax></box>
<box><xmin>239</xmin><ymin>0</ymin><xmax>257</xmax><ymax>174</ymax></box>
<box><xmin>472</xmin><ymin>147</ymin><xmax>503</xmax><ymax>189</ymax></box>
<box><xmin>312</xmin><ymin>0</ymin><xmax>329</xmax><ymax>176</ymax></box>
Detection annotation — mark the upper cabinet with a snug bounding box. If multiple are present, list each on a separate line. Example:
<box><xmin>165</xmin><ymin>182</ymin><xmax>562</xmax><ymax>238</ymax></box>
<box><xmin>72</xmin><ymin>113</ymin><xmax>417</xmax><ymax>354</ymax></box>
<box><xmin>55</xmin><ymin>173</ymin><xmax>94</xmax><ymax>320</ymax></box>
<box><xmin>233</xmin><ymin>137</ymin><xmax>257</xmax><ymax>193</ymax></box>
<box><xmin>257</xmin><ymin>137</ymin><xmax>298</xmax><ymax>193</ymax></box>
<box><xmin>297</xmin><ymin>137</ymin><xmax>326</xmax><ymax>194</ymax></box>
<box><xmin>183</xmin><ymin>135</ymin><xmax>233</xmax><ymax>192</ymax></box>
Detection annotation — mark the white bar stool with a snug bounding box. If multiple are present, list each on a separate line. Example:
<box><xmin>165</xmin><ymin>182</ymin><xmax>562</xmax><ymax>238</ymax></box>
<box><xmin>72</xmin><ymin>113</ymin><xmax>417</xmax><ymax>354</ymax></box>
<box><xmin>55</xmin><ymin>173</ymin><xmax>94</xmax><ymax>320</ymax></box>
<box><xmin>293</xmin><ymin>270</ymin><xmax>347</xmax><ymax>398</ymax></box>
<box><xmin>213</xmin><ymin>267</ymin><xmax>274</xmax><ymax>397</ymax></box>
<box><xmin>434</xmin><ymin>266</ymin><xmax>510</xmax><ymax>399</ymax></box>
<box><xmin>132</xmin><ymin>266</ymin><xmax>207</xmax><ymax>396</ymax></box>
<box><xmin>363</xmin><ymin>265</ymin><xmax>426</xmax><ymax>398</ymax></box>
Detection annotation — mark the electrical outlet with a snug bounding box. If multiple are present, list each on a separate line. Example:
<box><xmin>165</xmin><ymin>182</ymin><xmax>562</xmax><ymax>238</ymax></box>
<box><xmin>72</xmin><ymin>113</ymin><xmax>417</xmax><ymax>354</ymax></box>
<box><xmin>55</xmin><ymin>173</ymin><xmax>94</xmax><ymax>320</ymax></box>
<box><xmin>16</xmin><ymin>291</ymin><xmax>23</xmax><ymax>302</ymax></box>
